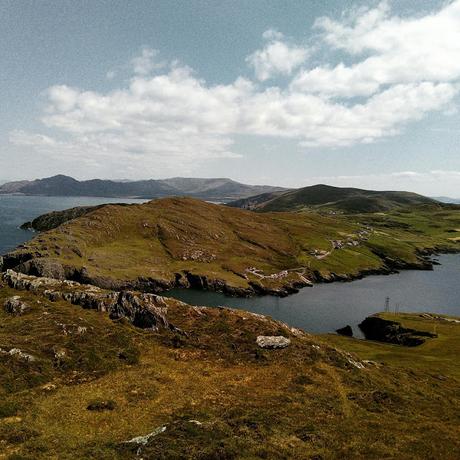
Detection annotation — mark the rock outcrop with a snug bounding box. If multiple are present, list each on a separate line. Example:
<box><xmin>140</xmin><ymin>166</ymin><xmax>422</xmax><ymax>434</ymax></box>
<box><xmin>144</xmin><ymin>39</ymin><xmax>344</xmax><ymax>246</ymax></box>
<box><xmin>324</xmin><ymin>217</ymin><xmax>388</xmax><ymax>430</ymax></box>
<box><xmin>3</xmin><ymin>296</ymin><xmax>31</xmax><ymax>316</ymax></box>
<box><xmin>0</xmin><ymin>347</ymin><xmax>36</xmax><ymax>362</ymax></box>
<box><xmin>359</xmin><ymin>316</ymin><xmax>437</xmax><ymax>346</ymax></box>
<box><xmin>1</xmin><ymin>270</ymin><xmax>183</xmax><ymax>333</ymax></box>
<box><xmin>336</xmin><ymin>325</ymin><xmax>353</xmax><ymax>337</ymax></box>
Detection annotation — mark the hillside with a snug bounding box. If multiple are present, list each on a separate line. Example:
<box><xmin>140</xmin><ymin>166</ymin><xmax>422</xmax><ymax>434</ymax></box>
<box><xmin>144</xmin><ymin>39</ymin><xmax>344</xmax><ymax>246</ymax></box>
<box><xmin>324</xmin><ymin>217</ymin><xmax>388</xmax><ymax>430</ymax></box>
<box><xmin>3</xmin><ymin>197</ymin><xmax>459</xmax><ymax>296</ymax></box>
<box><xmin>0</xmin><ymin>174</ymin><xmax>286</xmax><ymax>202</ymax></box>
<box><xmin>20</xmin><ymin>203</ymin><xmax>133</xmax><ymax>232</ymax></box>
<box><xmin>0</xmin><ymin>270</ymin><xmax>459</xmax><ymax>458</ymax></box>
<box><xmin>228</xmin><ymin>184</ymin><xmax>441</xmax><ymax>213</ymax></box>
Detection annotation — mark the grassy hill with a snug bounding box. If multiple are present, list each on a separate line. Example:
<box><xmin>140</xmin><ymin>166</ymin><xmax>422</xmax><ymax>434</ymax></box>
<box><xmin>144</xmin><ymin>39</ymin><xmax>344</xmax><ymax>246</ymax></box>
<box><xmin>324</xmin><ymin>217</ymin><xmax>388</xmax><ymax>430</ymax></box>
<box><xmin>0</xmin><ymin>272</ymin><xmax>459</xmax><ymax>459</ymax></box>
<box><xmin>3</xmin><ymin>197</ymin><xmax>459</xmax><ymax>296</ymax></box>
<box><xmin>228</xmin><ymin>184</ymin><xmax>442</xmax><ymax>213</ymax></box>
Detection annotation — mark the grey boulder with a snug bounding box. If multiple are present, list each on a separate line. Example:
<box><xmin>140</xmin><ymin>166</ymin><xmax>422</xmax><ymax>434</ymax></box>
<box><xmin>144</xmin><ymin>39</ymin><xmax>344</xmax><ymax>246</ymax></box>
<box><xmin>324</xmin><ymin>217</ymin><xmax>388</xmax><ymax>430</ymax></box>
<box><xmin>256</xmin><ymin>335</ymin><xmax>291</xmax><ymax>349</ymax></box>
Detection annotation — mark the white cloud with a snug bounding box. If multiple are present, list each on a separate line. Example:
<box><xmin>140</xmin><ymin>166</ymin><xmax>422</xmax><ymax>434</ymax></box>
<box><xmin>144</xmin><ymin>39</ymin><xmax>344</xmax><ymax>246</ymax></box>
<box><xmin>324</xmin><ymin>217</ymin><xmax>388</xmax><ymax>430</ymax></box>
<box><xmin>262</xmin><ymin>28</ymin><xmax>284</xmax><ymax>41</ymax></box>
<box><xmin>292</xmin><ymin>0</ymin><xmax>460</xmax><ymax>97</ymax></box>
<box><xmin>131</xmin><ymin>47</ymin><xmax>164</xmax><ymax>75</ymax></box>
<box><xmin>10</xmin><ymin>2</ymin><xmax>460</xmax><ymax>176</ymax></box>
<box><xmin>246</xmin><ymin>29</ymin><xmax>309</xmax><ymax>81</ymax></box>
<box><xmin>240</xmin><ymin>81</ymin><xmax>457</xmax><ymax>147</ymax></box>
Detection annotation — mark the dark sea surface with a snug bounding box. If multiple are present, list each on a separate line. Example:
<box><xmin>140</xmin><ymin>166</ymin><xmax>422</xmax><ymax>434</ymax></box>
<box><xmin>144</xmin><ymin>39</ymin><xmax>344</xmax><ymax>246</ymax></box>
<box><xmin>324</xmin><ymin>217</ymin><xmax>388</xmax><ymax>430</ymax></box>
<box><xmin>0</xmin><ymin>195</ymin><xmax>147</xmax><ymax>255</ymax></box>
<box><xmin>1</xmin><ymin>195</ymin><xmax>459</xmax><ymax>335</ymax></box>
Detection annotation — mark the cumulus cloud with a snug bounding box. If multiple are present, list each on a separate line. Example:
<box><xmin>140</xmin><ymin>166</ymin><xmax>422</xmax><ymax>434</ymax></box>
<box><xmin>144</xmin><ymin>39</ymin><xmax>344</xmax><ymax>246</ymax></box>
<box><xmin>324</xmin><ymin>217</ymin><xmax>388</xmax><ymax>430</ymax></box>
<box><xmin>246</xmin><ymin>29</ymin><xmax>309</xmax><ymax>81</ymax></box>
<box><xmin>292</xmin><ymin>0</ymin><xmax>460</xmax><ymax>97</ymax></box>
<box><xmin>10</xmin><ymin>2</ymin><xmax>460</xmax><ymax>175</ymax></box>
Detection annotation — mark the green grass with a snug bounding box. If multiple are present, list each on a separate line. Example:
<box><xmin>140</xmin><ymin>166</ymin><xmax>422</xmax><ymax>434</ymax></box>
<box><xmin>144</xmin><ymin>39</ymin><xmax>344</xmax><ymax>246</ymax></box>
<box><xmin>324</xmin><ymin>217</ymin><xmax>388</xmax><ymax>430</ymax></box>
<box><xmin>229</xmin><ymin>184</ymin><xmax>441</xmax><ymax>213</ymax></box>
<box><xmin>5</xmin><ymin>198</ymin><xmax>459</xmax><ymax>294</ymax></box>
<box><xmin>1</xmin><ymin>281</ymin><xmax>460</xmax><ymax>459</ymax></box>
<box><xmin>323</xmin><ymin>312</ymin><xmax>460</xmax><ymax>380</ymax></box>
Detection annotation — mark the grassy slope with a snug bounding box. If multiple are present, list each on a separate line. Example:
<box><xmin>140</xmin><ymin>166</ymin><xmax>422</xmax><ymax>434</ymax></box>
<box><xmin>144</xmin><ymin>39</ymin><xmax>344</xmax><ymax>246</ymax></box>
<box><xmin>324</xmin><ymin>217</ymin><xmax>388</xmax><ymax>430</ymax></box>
<box><xmin>0</xmin><ymin>284</ymin><xmax>459</xmax><ymax>459</ymax></box>
<box><xmin>324</xmin><ymin>312</ymin><xmax>460</xmax><ymax>379</ymax></box>
<box><xmin>5</xmin><ymin>198</ymin><xmax>460</xmax><ymax>293</ymax></box>
<box><xmin>229</xmin><ymin>184</ymin><xmax>440</xmax><ymax>213</ymax></box>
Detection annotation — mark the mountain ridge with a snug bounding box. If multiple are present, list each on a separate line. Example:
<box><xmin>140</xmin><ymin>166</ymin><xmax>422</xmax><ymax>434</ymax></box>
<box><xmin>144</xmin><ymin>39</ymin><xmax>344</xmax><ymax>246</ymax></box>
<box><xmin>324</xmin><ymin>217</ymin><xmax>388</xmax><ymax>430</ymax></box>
<box><xmin>433</xmin><ymin>196</ymin><xmax>460</xmax><ymax>204</ymax></box>
<box><xmin>0</xmin><ymin>174</ymin><xmax>287</xmax><ymax>202</ymax></box>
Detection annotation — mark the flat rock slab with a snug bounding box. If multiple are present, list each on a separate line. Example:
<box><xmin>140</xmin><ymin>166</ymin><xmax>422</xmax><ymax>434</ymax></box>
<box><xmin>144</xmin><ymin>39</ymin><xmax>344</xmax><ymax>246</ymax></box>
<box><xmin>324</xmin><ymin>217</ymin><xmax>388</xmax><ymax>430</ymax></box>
<box><xmin>256</xmin><ymin>335</ymin><xmax>291</xmax><ymax>349</ymax></box>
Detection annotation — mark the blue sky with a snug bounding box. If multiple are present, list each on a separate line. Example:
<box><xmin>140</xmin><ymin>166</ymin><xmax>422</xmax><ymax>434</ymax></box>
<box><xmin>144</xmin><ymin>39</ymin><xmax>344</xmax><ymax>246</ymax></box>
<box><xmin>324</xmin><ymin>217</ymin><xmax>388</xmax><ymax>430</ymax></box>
<box><xmin>1</xmin><ymin>0</ymin><xmax>459</xmax><ymax>195</ymax></box>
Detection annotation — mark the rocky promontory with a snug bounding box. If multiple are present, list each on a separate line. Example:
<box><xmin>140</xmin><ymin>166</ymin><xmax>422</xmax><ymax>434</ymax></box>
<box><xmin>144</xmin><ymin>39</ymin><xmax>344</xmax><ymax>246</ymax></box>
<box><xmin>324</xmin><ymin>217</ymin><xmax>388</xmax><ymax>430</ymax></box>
<box><xmin>359</xmin><ymin>316</ymin><xmax>438</xmax><ymax>346</ymax></box>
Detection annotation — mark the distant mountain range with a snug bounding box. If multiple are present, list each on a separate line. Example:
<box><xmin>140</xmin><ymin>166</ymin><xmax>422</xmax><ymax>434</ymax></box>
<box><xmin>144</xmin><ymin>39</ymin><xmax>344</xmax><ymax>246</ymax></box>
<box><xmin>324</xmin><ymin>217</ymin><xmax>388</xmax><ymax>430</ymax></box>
<box><xmin>0</xmin><ymin>175</ymin><xmax>287</xmax><ymax>202</ymax></box>
<box><xmin>432</xmin><ymin>196</ymin><xmax>460</xmax><ymax>204</ymax></box>
<box><xmin>228</xmin><ymin>184</ymin><xmax>446</xmax><ymax>213</ymax></box>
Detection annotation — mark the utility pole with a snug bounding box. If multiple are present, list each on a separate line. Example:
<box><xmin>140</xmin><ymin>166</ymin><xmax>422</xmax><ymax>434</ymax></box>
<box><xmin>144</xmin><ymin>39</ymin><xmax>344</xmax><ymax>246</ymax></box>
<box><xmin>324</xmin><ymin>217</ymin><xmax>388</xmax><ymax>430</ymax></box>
<box><xmin>384</xmin><ymin>296</ymin><xmax>390</xmax><ymax>313</ymax></box>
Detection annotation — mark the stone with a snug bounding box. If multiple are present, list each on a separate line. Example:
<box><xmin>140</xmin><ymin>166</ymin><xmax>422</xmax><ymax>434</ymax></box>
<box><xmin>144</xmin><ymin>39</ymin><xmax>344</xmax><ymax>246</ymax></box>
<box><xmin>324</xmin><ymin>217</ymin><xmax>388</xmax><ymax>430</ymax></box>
<box><xmin>336</xmin><ymin>325</ymin><xmax>353</xmax><ymax>337</ymax></box>
<box><xmin>7</xmin><ymin>348</ymin><xmax>36</xmax><ymax>362</ymax></box>
<box><xmin>125</xmin><ymin>425</ymin><xmax>167</xmax><ymax>446</ymax></box>
<box><xmin>256</xmin><ymin>335</ymin><xmax>291</xmax><ymax>349</ymax></box>
<box><xmin>87</xmin><ymin>400</ymin><xmax>117</xmax><ymax>411</ymax></box>
<box><xmin>42</xmin><ymin>383</ymin><xmax>57</xmax><ymax>391</ymax></box>
<box><xmin>53</xmin><ymin>348</ymin><xmax>67</xmax><ymax>362</ymax></box>
<box><xmin>3</xmin><ymin>296</ymin><xmax>30</xmax><ymax>316</ymax></box>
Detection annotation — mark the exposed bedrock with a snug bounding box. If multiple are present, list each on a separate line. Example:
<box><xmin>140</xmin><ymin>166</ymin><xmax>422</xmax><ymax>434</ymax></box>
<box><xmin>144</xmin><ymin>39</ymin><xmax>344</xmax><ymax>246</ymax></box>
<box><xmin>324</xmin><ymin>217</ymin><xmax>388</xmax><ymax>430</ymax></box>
<box><xmin>359</xmin><ymin>316</ymin><xmax>437</xmax><ymax>346</ymax></box>
<box><xmin>1</xmin><ymin>269</ymin><xmax>183</xmax><ymax>334</ymax></box>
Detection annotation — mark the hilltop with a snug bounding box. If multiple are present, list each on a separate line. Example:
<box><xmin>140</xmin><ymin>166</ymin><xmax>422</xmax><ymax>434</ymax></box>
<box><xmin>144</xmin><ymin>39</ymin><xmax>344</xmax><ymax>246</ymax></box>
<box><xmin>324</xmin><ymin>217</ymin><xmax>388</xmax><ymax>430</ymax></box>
<box><xmin>0</xmin><ymin>174</ymin><xmax>286</xmax><ymax>202</ymax></box>
<box><xmin>3</xmin><ymin>197</ymin><xmax>459</xmax><ymax>296</ymax></box>
<box><xmin>228</xmin><ymin>184</ymin><xmax>442</xmax><ymax>213</ymax></box>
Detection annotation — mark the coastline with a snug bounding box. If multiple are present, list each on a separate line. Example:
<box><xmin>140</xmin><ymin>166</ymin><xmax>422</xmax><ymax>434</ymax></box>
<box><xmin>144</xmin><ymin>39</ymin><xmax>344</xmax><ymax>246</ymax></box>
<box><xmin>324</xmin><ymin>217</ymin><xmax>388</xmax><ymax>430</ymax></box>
<box><xmin>2</xmin><ymin>246</ymin><xmax>458</xmax><ymax>300</ymax></box>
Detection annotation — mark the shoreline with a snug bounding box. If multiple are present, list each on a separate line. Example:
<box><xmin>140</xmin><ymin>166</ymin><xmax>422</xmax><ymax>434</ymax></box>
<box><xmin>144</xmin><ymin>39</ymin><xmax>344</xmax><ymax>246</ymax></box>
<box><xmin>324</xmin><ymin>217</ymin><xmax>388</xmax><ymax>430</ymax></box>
<box><xmin>2</xmin><ymin>247</ymin><xmax>458</xmax><ymax>300</ymax></box>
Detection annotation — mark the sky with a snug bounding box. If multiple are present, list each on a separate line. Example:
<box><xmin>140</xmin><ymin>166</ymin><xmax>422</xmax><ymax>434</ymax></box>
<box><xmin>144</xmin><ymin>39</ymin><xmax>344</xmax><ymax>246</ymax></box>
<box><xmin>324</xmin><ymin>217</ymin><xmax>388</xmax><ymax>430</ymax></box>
<box><xmin>1</xmin><ymin>0</ymin><xmax>460</xmax><ymax>196</ymax></box>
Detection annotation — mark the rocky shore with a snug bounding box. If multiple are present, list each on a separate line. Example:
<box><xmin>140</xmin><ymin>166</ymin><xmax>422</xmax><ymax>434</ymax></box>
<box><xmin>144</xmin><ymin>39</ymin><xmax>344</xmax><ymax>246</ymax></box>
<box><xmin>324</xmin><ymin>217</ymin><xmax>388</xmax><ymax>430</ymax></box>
<box><xmin>0</xmin><ymin>245</ymin><xmax>447</xmax><ymax>299</ymax></box>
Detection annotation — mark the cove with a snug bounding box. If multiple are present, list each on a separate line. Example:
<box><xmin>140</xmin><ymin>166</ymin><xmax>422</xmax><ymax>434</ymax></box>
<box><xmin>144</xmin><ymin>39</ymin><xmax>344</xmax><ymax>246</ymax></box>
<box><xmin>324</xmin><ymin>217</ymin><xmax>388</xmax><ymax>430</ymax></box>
<box><xmin>165</xmin><ymin>254</ymin><xmax>460</xmax><ymax>336</ymax></box>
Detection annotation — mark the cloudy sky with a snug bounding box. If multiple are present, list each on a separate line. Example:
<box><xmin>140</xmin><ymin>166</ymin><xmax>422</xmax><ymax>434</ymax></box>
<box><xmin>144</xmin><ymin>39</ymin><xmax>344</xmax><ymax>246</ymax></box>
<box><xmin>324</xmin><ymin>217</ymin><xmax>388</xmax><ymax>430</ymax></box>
<box><xmin>1</xmin><ymin>0</ymin><xmax>460</xmax><ymax>196</ymax></box>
